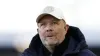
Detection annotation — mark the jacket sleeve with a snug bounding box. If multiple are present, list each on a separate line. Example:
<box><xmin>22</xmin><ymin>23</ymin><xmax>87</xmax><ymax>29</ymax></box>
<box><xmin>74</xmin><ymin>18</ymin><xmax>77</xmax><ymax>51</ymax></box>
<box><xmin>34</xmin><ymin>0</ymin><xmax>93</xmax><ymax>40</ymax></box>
<box><xmin>78</xmin><ymin>49</ymin><xmax>97</xmax><ymax>56</ymax></box>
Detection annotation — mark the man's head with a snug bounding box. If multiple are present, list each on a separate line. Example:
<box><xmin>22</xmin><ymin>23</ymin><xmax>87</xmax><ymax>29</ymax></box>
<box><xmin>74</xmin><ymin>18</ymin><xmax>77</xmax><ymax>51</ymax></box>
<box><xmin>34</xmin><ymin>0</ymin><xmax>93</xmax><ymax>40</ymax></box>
<box><xmin>36</xmin><ymin>6</ymin><xmax>69</xmax><ymax>46</ymax></box>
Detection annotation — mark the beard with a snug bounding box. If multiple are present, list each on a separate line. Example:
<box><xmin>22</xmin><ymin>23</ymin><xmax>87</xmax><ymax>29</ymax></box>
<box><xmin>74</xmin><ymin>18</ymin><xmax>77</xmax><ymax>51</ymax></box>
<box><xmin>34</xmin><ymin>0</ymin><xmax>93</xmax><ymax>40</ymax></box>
<box><xmin>41</xmin><ymin>36</ymin><xmax>60</xmax><ymax>46</ymax></box>
<box><xmin>39</xmin><ymin>32</ymin><xmax>61</xmax><ymax>46</ymax></box>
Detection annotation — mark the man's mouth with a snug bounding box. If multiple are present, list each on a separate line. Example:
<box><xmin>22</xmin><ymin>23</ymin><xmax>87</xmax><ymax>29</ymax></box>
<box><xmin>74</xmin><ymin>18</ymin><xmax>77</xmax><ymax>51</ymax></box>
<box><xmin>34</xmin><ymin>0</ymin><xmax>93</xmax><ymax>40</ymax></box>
<box><xmin>45</xmin><ymin>32</ymin><xmax>55</xmax><ymax>37</ymax></box>
<box><xmin>46</xmin><ymin>34</ymin><xmax>54</xmax><ymax>37</ymax></box>
<box><xmin>47</xmin><ymin>35</ymin><xmax>53</xmax><ymax>37</ymax></box>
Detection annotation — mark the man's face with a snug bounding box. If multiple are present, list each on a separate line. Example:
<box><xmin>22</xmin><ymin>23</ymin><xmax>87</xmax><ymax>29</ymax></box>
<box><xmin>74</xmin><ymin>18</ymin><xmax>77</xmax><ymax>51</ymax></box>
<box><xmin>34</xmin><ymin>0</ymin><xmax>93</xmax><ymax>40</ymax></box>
<box><xmin>37</xmin><ymin>15</ymin><xmax>68</xmax><ymax>46</ymax></box>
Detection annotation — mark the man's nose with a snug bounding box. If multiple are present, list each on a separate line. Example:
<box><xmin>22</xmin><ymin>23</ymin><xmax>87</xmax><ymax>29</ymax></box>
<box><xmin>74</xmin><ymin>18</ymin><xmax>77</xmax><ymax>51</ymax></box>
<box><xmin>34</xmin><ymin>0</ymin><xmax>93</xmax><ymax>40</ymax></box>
<box><xmin>45</xmin><ymin>25</ymin><xmax>53</xmax><ymax>32</ymax></box>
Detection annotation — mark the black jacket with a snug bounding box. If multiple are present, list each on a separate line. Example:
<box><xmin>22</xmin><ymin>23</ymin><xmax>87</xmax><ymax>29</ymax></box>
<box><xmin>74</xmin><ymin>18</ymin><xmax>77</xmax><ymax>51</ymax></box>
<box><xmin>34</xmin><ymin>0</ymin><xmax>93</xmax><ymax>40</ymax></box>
<box><xmin>21</xmin><ymin>26</ymin><xmax>96</xmax><ymax>56</ymax></box>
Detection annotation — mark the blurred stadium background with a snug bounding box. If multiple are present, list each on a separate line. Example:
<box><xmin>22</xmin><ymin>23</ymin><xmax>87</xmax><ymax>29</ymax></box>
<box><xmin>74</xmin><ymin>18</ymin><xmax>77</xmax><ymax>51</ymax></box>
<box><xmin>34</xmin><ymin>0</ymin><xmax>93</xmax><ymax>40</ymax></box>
<box><xmin>0</xmin><ymin>0</ymin><xmax>100</xmax><ymax>56</ymax></box>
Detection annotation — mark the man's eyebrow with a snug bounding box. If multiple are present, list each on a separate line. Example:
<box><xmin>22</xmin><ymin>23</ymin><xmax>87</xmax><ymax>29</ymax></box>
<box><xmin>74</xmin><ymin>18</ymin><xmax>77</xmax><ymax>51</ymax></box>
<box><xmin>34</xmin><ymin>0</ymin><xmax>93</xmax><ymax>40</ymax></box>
<box><xmin>53</xmin><ymin>18</ymin><xmax>60</xmax><ymax>21</ymax></box>
<box><xmin>38</xmin><ymin>22</ymin><xmax>45</xmax><ymax>24</ymax></box>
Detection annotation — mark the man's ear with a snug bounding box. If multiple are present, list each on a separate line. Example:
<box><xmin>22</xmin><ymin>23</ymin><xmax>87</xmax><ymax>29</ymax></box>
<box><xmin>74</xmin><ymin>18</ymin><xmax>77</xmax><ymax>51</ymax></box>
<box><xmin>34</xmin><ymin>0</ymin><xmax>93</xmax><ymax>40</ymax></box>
<box><xmin>64</xmin><ymin>24</ymin><xmax>69</xmax><ymax>31</ymax></box>
<box><xmin>37</xmin><ymin>28</ymin><xmax>39</xmax><ymax>33</ymax></box>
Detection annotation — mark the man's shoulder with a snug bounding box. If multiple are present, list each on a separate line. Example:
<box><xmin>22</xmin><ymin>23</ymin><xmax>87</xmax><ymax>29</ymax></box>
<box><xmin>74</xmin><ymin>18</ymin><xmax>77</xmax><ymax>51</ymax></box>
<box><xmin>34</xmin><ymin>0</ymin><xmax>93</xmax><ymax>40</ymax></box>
<box><xmin>78</xmin><ymin>49</ymin><xmax>97</xmax><ymax>56</ymax></box>
<box><xmin>20</xmin><ymin>48</ymin><xmax>32</xmax><ymax>56</ymax></box>
<box><xmin>20</xmin><ymin>48</ymin><xmax>37</xmax><ymax>56</ymax></box>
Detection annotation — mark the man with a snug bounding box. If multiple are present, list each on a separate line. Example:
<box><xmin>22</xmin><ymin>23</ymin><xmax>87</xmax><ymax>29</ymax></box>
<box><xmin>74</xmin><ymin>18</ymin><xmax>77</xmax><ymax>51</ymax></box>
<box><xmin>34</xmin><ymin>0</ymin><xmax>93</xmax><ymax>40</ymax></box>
<box><xmin>21</xmin><ymin>6</ymin><xmax>96</xmax><ymax>56</ymax></box>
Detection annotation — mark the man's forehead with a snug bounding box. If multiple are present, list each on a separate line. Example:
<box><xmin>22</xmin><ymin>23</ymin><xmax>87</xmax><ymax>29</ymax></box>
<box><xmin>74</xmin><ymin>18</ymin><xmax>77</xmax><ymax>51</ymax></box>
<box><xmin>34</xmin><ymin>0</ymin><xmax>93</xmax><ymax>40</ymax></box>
<box><xmin>38</xmin><ymin>14</ymin><xmax>60</xmax><ymax>23</ymax></box>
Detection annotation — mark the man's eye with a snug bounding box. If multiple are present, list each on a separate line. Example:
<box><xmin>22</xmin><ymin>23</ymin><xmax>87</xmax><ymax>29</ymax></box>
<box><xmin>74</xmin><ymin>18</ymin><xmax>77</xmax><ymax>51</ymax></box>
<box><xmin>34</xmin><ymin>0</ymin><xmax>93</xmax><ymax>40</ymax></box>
<box><xmin>53</xmin><ymin>21</ymin><xmax>58</xmax><ymax>24</ymax></box>
<box><xmin>40</xmin><ymin>23</ymin><xmax>45</xmax><ymax>26</ymax></box>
